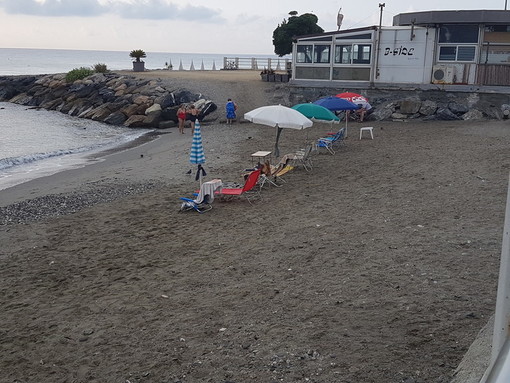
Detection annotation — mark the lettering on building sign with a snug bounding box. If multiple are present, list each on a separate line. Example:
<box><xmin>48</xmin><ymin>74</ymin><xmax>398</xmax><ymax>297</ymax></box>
<box><xmin>384</xmin><ymin>46</ymin><xmax>415</xmax><ymax>56</ymax></box>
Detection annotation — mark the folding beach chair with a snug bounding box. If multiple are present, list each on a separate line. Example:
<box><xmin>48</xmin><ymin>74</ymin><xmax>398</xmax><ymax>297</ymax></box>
<box><xmin>259</xmin><ymin>160</ymin><xmax>293</xmax><ymax>187</ymax></box>
<box><xmin>179</xmin><ymin>179</ymin><xmax>223</xmax><ymax>213</ymax></box>
<box><xmin>315</xmin><ymin>127</ymin><xmax>346</xmax><ymax>155</ymax></box>
<box><xmin>216</xmin><ymin>169</ymin><xmax>261</xmax><ymax>204</ymax></box>
<box><xmin>285</xmin><ymin>143</ymin><xmax>314</xmax><ymax>171</ymax></box>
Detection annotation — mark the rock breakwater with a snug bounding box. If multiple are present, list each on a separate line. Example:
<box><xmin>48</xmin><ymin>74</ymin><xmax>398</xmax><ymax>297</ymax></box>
<box><xmin>0</xmin><ymin>73</ymin><xmax>217</xmax><ymax>128</ymax></box>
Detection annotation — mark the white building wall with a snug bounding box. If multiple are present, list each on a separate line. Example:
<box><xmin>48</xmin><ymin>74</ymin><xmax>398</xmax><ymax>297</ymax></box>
<box><xmin>376</xmin><ymin>27</ymin><xmax>436</xmax><ymax>84</ymax></box>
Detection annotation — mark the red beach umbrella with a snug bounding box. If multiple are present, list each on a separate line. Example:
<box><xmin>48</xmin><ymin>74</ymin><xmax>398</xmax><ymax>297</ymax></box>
<box><xmin>335</xmin><ymin>92</ymin><xmax>370</xmax><ymax>109</ymax></box>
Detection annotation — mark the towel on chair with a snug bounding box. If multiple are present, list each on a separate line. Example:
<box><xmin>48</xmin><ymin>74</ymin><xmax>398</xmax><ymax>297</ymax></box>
<box><xmin>194</xmin><ymin>179</ymin><xmax>223</xmax><ymax>204</ymax></box>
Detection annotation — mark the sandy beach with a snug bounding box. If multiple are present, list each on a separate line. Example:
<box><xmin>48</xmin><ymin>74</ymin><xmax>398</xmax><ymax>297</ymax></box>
<box><xmin>1</xmin><ymin>70</ymin><xmax>509</xmax><ymax>382</ymax></box>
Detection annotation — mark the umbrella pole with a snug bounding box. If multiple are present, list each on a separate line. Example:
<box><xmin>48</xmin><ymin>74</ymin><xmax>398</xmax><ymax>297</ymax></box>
<box><xmin>275</xmin><ymin>125</ymin><xmax>282</xmax><ymax>158</ymax></box>
<box><xmin>344</xmin><ymin>113</ymin><xmax>348</xmax><ymax>138</ymax></box>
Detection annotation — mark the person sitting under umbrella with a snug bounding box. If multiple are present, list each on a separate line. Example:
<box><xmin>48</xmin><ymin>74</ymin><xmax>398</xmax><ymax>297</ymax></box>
<box><xmin>346</xmin><ymin>102</ymin><xmax>373</xmax><ymax>122</ymax></box>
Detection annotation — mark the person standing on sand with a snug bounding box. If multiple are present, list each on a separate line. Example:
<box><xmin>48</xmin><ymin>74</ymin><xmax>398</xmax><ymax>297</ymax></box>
<box><xmin>225</xmin><ymin>98</ymin><xmax>238</xmax><ymax>125</ymax></box>
<box><xmin>177</xmin><ymin>104</ymin><xmax>186</xmax><ymax>134</ymax></box>
<box><xmin>187</xmin><ymin>104</ymin><xmax>199</xmax><ymax>135</ymax></box>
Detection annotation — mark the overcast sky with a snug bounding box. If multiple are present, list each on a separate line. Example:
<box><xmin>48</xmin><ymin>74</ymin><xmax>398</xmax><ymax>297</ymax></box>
<box><xmin>0</xmin><ymin>0</ymin><xmax>508</xmax><ymax>54</ymax></box>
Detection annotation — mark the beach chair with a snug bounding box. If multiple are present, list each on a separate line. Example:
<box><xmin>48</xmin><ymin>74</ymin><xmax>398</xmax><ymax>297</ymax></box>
<box><xmin>286</xmin><ymin>143</ymin><xmax>314</xmax><ymax>171</ymax></box>
<box><xmin>180</xmin><ymin>179</ymin><xmax>223</xmax><ymax>213</ymax></box>
<box><xmin>273</xmin><ymin>163</ymin><xmax>294</xmax><ymax>183</ymax></box>
<box><xmin>259</xmin><ymin>160</ymin><xmax>294</xmax><ymax>187</ymax></box>
<box><xmin>179</xmin><ymin>197</ymin><xmax>213</xmax><ymax>213</ymax></box>
<box><xmin>316</xmin><ymin>127</ymin><xmax>346</xmax><ymax>155</ymax></box>
<box><xmin>216</xmin><ymin>169</ymin><xmax>261</xmax><ymax>204</ymax></box>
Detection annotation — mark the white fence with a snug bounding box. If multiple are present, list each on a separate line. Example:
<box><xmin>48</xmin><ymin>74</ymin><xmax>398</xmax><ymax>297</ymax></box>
<box><xmin>222</xmin><ymin>57</ymin><xmax>291</xmax><ymax>71</ymax></box>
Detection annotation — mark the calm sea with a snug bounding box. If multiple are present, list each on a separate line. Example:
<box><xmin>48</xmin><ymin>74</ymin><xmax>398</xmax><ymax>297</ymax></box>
<box><xmin>0</xmin><ymin>48</ymin><xmax>284</xmax><ymax>192</ymax></box>
<box><xmin>0</xmin><ymin>48</ymin><xmax>283</xmax><ymax>75</ymax></box>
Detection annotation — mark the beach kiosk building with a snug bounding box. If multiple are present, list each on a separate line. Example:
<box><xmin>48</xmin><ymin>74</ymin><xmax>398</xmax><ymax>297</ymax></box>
<box><xmin>290</xmin><ymin>10</ymin><xmax>510</xmax><ymax>88</ymax></box>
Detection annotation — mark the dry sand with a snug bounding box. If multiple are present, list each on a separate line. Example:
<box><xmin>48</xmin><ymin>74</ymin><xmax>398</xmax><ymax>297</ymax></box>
<box><xmin>1</xmin><ymin>69</ymin><xmax>509</xmax><ymax>382</ymax></box>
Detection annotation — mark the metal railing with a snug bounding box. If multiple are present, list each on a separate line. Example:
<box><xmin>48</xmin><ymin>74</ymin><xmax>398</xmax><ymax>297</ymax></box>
<box><xmin>222</xmin><ymin>57</ymin><xmax>290</xmax><ymax>71</ymax></box>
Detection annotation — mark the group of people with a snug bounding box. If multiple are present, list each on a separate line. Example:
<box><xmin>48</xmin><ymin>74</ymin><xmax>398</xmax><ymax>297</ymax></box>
<box><xmin>177</xmin><ymin>98</ymin><xmax>238</xmax><ymax>134</ymax></box>
<box><xmin>177</xmin><ymin>104</ymin><xmax>200</xmax><ymax>135</ymax></box>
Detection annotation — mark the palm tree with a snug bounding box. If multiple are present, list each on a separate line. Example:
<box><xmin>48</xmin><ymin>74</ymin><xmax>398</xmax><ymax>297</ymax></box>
<box><xmin>130</xmin><ymin>49</ymin><xmax>146</xmax><ymax>72</ymax></box>
<box><xmin>129</xmin><ymin>49</ymin><xmax>146</xmax><ymax>62</ymax></box>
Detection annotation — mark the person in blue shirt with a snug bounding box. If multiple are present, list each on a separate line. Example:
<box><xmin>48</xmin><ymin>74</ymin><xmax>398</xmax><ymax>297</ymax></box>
<box><xmin>225</xmin><ymin>98</ymin><xmax>238</xmax><ymax>125</ymax></box>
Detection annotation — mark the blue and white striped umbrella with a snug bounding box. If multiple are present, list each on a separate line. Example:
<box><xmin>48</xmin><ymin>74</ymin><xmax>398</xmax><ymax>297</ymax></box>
<box><xmin>189</xmin><ymin>121</ymin><xmax>206</xmax><ymax>184</ymax></box>
<box><xmin>190</xmin><ymin>121</ymin><xmax>205</xmax><ymax>164</ymax></box>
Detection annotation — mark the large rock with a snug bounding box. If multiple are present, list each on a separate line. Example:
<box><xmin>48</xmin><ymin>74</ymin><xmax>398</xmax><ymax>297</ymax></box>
<box><xmin>99</xmin><ymin>87</ymin><xmax>116</xmax><ymax>103</ymax></box>
<box><xmin>104</xmin><ymin>111</ymin><xmax>127</xmax><ymax>125</ymax></box>
<box><xmin>436</xmin><ymin>107</ymin><xmax>461</xmax><ymax>120</ymax></box>
<box><xmin>67</xmin><ymin>83</ymin><xmax>97</xmax><ymax>98</ymax></box>
<box><xmin>391</xmin><ymin>112</ymin><xmax>407</xmax><ymax>120</ymax></box>
<box><xmin>370</xmin><ymin>101</ymin><xmax>395</xmax><ymax>121</ymax></box>
<box><xmin>399</xmin><ymin>99</ymin><xmax>421</xmax><ymax>114</ymax></box>
<box><xmin>0</xmin><ymin>86</ymin><xmax>21</xmax><ymax>100</ymax></box>
<box><xmin>158</xmin><ymin>120</ymin><xmax>177</xmax><ymax>129</ymax></box>
<box><xmin>419</xmin><ymin>100</ymin><xmax>437</xmax><ymax>116</ymax></box>
<box><xmin>87</xmin><ymin>104</ymin><xmax>113</xmax><ymax>121</ymax></box>
<box><xmin>145</xmin><ymin>103</ymin><xmax>162</xmax><ymax>115</ymax></box>
<box><xmin>155</xmin><ymin>93</ymin><xmax>176</xmax><ymax>109</ymax></box>
<box><xmin>40</xmin><ymin>99</ymin><xmax>63</xmax><ymax>110</ymax></box>
<box><xmin>144</xmin><ymin>110</ymin><xmax>162</xmax><ymax>127</ymax></box>
<box><xmin>161</xmin><ymin>106</ymin><xmax>178</xmax><ymax>122</ymax></box>
<box><xmin>173</xmin><ymin>90</ymin><xmax>201</xmax><ymax>104</ymax></box>
<box><xmin>478</xmin><ymin>103</ymin><xmax>504</xmax><ymax>119</ymax></box>
<box><xmin>124</xmin><ymin>115</ymin><xmax>147</xmax><ymax>127</ymax></box>
<box><xmin>133</xmin><ymin>95</ymin><xmax>151</xmax><ymax>105</ymax></box>
<box><xmin>448</xmin><ymin>101</ymin><xmax>469</xmax><ymax>115</ymax></box>
<box><xmin>462</xmin><ymin>109</ymin><xmax>485</xmax><ymax>120</ymax></box>
<box><xmin>9</xmin><ymin>93</ymin><xmax>33</xmax><ymax>105</ymax></box>
<box><xmin>121</xmin><ymin>103</ymin><xmax>147</xmax><ymax>117</ymax></box>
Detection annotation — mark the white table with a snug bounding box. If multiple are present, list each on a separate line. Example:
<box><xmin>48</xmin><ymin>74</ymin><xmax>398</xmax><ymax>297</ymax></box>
<box><xmin>251</xmin><ymin>150</ymin><xmax>272</xmax><ymax>165</ymax></box>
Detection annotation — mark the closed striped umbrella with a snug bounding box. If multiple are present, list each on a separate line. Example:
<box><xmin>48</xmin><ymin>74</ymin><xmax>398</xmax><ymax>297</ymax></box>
<box><xmin>189</xmin><ymin>121</ymin><xmax>206</xmax><ymax>185</ymax></box>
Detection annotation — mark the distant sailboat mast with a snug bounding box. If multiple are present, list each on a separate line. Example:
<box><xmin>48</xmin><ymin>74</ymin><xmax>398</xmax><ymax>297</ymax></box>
<box><xmin>337</xmin><ymin>7</ymin><xmax>344</xmax><ymax>30</ymax></box>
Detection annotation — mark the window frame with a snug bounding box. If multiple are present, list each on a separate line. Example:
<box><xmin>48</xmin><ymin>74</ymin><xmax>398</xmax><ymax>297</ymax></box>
<box><xmin>438</xmin><ymin>44</ymin><xmax>477</xmax><ymax>62</ymax></box>
<box><xmin>334</xmin><ymin>43</ymin><xmax>372</xmax><ymax>65</ymax></box>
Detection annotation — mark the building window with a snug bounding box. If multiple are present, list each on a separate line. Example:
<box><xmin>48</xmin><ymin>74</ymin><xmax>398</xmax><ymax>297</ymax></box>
<box><xmin>296</xmin><ymin>45</ymin><xmax>313</xmax><ymax>63</ymax></box>
<box><xmin>481</xmin><ymin>44</ymin><xmax>510</xmax><ymax>64</ymax></box>
<box><xmin>438</xmin><ymin>45</ymin><xmax>476</xmax><ymax>62</ymax></box>
<box><xmin>334</xmin><ymin>44</ymin><xmax>371</xmax><ymax>64</ymax></box>
<box><xmin>353</xmin><ymin>44</ymin><xmax>371</xmax><ymax>64</ymax></box>
<box><xmin>439</xmin><ymin>24</ymin><xmax>479</xmax><ymax>43</ymax></box>
<box><xmin>334</xmin><ymin>45</ymin><xmax>351</xmax><ymax>64</ymax></box>
<box><xmin>314</xmin><ymin>45</ymin><xmax>331</xmax><ymax>63</ymax></box>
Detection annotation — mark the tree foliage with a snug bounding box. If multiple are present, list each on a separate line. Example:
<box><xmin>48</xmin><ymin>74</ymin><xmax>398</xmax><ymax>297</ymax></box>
<box><xmin>129</xmin><ymin>49</ymin><xmax>146</xmax><ymax>62</ymax></box>
<box><xmin>272</xmin><ymin>12</ymin><xmax>324</xmax><ymax>57</ymax></box>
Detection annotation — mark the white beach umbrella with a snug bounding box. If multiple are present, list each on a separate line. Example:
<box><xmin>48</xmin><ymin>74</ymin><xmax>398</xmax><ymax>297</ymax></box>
<box><xmin>244</xmin><ymin>104</ymin><xmax>313</xmax><ymax>157</ymax></box>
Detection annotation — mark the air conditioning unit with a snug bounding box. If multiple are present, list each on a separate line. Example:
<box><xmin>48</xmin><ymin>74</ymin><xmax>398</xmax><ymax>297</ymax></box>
<box><xmin>432</xmin><ymin>64</ymin><xmax>455</xmax><ymax>84</ymax></box>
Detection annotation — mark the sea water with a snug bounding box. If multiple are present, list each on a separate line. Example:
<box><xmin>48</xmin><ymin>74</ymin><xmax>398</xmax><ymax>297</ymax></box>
<box><xmin>0</xmin><ymin>48</ymin><xmax>284</xmax><ymax>75</ymax></box>
<box><xmin>0</xmin><ymin>102</ymin><xmax>147</xmax><ymax>191</ymax></box>
<box><xmin>0</xmin><ymin>48</ymin><xmax>285</xmax><ymax>192</ymax></box>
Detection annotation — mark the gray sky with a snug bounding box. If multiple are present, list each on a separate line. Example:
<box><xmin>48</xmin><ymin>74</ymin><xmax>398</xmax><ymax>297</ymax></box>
<box><xmin>0</xmin><ymin>0</ymin><xmax>508</xmax><ymax>54</ymax></box>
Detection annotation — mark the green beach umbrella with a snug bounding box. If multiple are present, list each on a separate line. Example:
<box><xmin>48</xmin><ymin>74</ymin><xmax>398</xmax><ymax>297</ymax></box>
<box><xmin>291</xmin><ymin>103</ymin><xmax>340</xmax><ymax>122</ymax></box>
